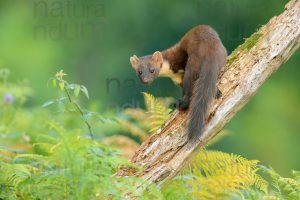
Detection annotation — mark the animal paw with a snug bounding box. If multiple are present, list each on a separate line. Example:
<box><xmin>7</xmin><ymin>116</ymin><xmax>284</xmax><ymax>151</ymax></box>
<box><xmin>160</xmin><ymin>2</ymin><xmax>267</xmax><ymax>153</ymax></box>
<box><xmin>174</xmin><ymin>99</ymin><xmax>189</xmax><ymax>110</ymax></box>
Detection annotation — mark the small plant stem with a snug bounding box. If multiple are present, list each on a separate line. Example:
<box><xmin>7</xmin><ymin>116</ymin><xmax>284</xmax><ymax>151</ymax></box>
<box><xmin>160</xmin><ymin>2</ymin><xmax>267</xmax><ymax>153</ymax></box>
<box><xmin>64</xmin><ymin>88</ymin><xmax>94</xmax><ymax>140</ymax></box>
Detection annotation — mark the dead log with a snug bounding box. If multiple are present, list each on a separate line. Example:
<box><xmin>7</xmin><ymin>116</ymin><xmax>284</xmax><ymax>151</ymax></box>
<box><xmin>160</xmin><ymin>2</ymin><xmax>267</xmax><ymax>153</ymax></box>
<box><xmin>120</xmin><ymin>0</ymin><xmax>300</xmax><ymax>185</ymax></box>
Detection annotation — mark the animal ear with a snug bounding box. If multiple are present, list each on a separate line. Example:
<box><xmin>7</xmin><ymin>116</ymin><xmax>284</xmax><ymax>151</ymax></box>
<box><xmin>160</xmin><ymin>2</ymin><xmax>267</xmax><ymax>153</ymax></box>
<box><xmin>152</xmin><ymin>51</ymin><xmax>163</xmax><ymax>66</ymax></box>
<box><xmin>130</xmin><ymin>55</ymin><xmax>140</xmax><ymax>69</ymax></box>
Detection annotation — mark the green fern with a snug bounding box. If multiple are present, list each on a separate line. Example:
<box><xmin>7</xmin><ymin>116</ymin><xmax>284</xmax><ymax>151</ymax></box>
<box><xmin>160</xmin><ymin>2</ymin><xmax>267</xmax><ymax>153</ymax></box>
<box><xmin>0</xmin><ymin>162</ymin><xmax>36</xmax><ymax>187</ymax></box>
<box><xmin>261</xmin><ymin>166</ymin><xmax>300</xmax><ymax>200</ymax></box>
<box><xmin>165</xmin><ymin>150</ymin><xmax>268</xmax><ymax>200</ymax></box>
<box><xmin>2</xmin><ymin>71</ymin><xmax>299</xmax><ymax>200</ymax></box>
<box><xmin>142</xmin><ymin>92</ymin><xmax>172</xmax><ymax>132</ymax></box>
<box><xmin>117</xmin><ymin>93</ymin><xmax>172</xmax><ymax>140</ymax></box>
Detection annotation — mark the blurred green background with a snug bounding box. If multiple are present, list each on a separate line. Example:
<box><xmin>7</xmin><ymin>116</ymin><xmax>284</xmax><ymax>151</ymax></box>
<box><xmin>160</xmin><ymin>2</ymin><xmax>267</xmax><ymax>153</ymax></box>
<box><xmin>0</xmin><ymin>0</ymin><xmax>299</xmax><ymax>175</ymax></box>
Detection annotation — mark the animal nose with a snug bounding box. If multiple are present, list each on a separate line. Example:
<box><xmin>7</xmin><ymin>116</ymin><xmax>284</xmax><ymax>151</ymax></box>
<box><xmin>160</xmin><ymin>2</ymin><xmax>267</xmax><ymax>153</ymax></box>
<box><xmin>141</xmin><ymin>78</ymin><xmax>151</xmax><ymax>84</ymax></box>
<box><xmin>142</xmin><ymin>79</ymin><xmax>149</xmax><ymax>83</ymax></box>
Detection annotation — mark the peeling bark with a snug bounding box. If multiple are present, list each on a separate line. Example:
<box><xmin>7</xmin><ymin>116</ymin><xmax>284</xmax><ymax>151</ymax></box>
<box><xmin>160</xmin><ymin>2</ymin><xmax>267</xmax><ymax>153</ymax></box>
<box><xmin>120</xmin><ymin>0</ymin><xmax>300</xmax><ymax>184</ymax></box>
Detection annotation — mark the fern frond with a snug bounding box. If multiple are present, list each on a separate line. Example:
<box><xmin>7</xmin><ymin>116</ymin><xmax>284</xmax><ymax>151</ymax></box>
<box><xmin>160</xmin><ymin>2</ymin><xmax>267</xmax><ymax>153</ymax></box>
<box><xmin>262</xmin><ymin>166</ymin><xmax>300</xmax><ymax>200</ymax></box>
<box><xmin>0</xmin><ymin>162</ymin><xmax>37</xmax><ymax>187</ymax></box>
<box><xmin>183</xmin><ymin>150</ymin><xmax>269</xmax><ymax>199</ymax></box>
<box><xmin>118</xmin><ymin>93</ymin><xmax>171</xmax><ymax>140</ymax></box>
<box><xmin>14</xmin><ymin>154</ymin><xmax>48</xmax><ymax>164</ymax></box>
<box><xmin>143</xmin><ymin>92</ymin><xmax>171</xmax><ymax>132</ymax></box>
<box><xmin>143</xmin><ymin>92</ymin><xmax>156</xmax><ymax>111</ymax></box>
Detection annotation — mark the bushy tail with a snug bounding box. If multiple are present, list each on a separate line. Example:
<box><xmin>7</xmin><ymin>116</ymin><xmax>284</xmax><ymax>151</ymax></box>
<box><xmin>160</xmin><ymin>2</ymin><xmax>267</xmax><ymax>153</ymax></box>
<box><xmin>187</xmin><ymin>60</ymin><xmax>219</xmax><ymax>142</ymax></box>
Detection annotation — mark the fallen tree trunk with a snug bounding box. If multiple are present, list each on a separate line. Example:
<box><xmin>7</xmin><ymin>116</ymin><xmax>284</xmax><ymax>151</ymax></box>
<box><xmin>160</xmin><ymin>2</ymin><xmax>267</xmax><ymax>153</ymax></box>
<box><xmin>120</xmin><ymin>0</ymin><xmax>300</xmax><ymax>184</ymax></box>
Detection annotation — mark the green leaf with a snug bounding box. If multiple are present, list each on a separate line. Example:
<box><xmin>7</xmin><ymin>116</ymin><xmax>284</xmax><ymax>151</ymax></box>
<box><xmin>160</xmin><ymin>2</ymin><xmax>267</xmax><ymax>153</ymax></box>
<box><xmin>42</xmin><ymin>100</ymin><xmax>55</xmax><ymax>107</ymax></box>
<box><xmin>74</xmin><ymin>85</ymin><xmax>80</xmax><ymax>97</ymax></box>
<box><xmin>81</xmin><ymin>85</ymin><xmax>89</xmax><ymax>99</ymax></box>
<box><xmin>59</xmin><ymin>82</ymin><xmax>65</xmax><ymax>91</ymax></box>
<box><xmin>56</xmin><ymin>97</ymin><xmax>68</xmax><ymax>102</ymax></box>
<box><xmin>52</xmin><ymin>79</ymin><xmax>57</xmax><ymax>88</ymax></box>
<box><xmin>67</xmin><ymin>84</ymin><xmax>76</xmax><ymax>90</ymax></box>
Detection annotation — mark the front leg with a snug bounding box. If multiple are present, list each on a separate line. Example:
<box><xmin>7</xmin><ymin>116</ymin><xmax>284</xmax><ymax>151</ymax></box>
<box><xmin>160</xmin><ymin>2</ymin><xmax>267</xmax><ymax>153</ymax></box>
<box><xmin>177</xmin><ymin>67</ymin><xmax>194</xmax><ymax>110</ymax></box>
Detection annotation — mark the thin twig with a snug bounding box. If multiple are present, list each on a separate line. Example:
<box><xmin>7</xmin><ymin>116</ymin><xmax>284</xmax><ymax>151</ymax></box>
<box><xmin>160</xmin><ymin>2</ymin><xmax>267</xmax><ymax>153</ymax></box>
<box><xmin>64</xmin><ymin>88</ymin><xmax>94</xmax><ymax>140</ymax></box>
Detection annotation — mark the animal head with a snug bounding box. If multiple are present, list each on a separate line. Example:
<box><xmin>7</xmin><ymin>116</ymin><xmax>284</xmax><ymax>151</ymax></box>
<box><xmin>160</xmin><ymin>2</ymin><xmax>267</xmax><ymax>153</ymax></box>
<box><xmin>130</xmin><ymin>51</ymin><xmax>164</xmax><ymax>84</ymax></box>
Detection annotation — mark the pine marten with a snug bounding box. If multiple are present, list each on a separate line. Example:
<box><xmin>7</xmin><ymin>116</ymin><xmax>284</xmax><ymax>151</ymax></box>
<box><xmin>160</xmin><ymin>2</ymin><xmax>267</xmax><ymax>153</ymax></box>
<box><xmin>130</xmin><ymin>25</ymin><xmax>227</xmax><ymax>143</ymax></box>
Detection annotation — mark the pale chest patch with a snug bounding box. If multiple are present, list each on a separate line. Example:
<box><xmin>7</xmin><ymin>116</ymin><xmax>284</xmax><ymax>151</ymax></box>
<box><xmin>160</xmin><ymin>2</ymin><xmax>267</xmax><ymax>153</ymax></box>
<box><xmin>159</xmin><ymin>61</ymin><xmax>184</xmax><ymax>85</ymax></box>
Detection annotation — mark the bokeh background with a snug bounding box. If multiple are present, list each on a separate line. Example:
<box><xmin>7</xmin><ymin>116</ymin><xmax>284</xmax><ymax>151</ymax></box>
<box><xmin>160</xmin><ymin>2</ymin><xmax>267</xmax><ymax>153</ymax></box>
<box><xmin>0</xmin><ymin>0</ymin><xmax>299</xmax><ymax>175</ymax></box>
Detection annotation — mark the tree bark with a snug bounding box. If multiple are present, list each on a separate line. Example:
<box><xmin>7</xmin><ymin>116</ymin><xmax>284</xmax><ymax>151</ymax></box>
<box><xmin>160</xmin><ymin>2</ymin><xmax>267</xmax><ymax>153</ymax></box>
<box><xmin>119</xmin><ymin>0</ymin><xmax>300</xmax><ymax>185</ymax></box>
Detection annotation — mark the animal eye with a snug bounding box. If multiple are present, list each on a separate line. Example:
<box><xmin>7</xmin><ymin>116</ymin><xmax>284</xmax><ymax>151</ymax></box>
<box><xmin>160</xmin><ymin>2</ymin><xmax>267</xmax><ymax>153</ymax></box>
<box><xmin>150</xmin><ymin>68</ymin><xmax>155</xmax><ymax>73</ymax></box>
<box><xmin>138</xmin><ymin>70</ymin><xmax>142</xmax><ymax>75</ymax></box>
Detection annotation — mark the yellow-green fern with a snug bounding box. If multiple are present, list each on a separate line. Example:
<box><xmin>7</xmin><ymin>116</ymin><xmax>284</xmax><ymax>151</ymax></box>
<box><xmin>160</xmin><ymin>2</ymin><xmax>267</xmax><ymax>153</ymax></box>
<box><xmin>164</xmin><ymin>150</ymin><xmax>268</xmax><ymax>200</ymax></box>
<box><xmin>120</xmin><ymin>93</ymin><xmax>172</xmax><ymax>140</ymax></box>
<box><xmin>142</xmin><ymin>92</ymin><xmax>172</xmax><ymax>132</ymax></box>
<box><xmin>188</xmin><ymin>151</ymin><xmax>268</xmax><ymax>199</ymax></box>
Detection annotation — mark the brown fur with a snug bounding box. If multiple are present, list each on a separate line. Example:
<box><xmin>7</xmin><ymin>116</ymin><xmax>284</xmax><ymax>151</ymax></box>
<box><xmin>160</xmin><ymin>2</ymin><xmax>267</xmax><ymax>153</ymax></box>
<box><xmin>130</xmin><ymin>25</ymin><xmax>227</xmax><ymax>142</ymax></box>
